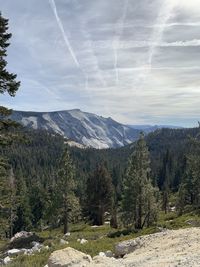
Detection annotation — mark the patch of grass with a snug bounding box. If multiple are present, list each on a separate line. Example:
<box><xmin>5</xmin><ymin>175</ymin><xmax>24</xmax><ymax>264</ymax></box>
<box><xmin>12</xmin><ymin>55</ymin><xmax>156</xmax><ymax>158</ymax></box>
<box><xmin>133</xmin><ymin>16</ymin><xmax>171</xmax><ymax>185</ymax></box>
<box><xmin>6</xmin><ymin>250</ymin><xmax>51</xmax><ymax>267</ymax></box>
<box><xmin>157</xmin><ymin>211</ymin><xmax>200</xmax><ymax>229</ymax></box>
<box><xmin>5</xmin><ymin>224</ymin><xmax>158</xmax><ymax>266</ymax></box>
<box><xmin>5</xmin><ymin>212</ymin><xmax>200</xmax><ymax>267</ymax></box>
<box><xmin>0</xmin><ymin>240</ymin><xmax>6</xmax><ymax>251</ymax></box>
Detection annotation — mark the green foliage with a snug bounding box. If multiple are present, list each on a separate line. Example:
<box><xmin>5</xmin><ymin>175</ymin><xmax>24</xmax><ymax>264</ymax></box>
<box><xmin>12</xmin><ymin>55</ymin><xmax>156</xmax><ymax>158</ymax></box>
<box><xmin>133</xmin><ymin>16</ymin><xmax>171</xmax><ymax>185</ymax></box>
<box><xmin>50</xmin><ymin>145</ymin><xmax>80</xmax><ymax>233</ymax></box>
<box><xmin>86</xmin><ymin>164</ymin><xmax>114</xmax><ymax>225</ymax></box>
<box><xmin>158</xmin><ymin>211</ymin><xmax>200</xmax><ymax>229</ymax></box>
<box><xmin>0</xmin><ymin>165</ymin><xmax>18</xmax><ymax>238</ymax></box>
<box><xmin>0</xmin><ymin>13</ymin><xmax>20</xmax><ymax>96</ymax></box>
<box><xmin>122</xmin><ymin>134</ymin><xmax>157</xmax><ymax>229</ymax></box>
<box><xmin>0</xmin><ymin>123</ymin><xmax>200</xmax><ymax>235</ymax></box>
<box><xmin>0</xmin><ymin>12</ymin><xmax>20</xmax><ymax>237</ymax></box>
<box><xmin>177</xmin><ymin>126</ymin><xmax>200</xmax><ymax>214</ymax></box>
<box><xmin>3</xmin><ymin>210</ymin><xmax>200</xmax><ymax>267</ymax></box>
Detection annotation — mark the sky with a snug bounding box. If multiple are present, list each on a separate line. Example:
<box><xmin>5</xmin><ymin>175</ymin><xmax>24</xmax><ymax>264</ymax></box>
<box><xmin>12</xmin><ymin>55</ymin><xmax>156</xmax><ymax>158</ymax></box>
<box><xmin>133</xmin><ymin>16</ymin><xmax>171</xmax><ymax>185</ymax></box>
<box><xmin>0</xmin><ymin>0</ymin><xmax>200</xmax><ymax>126</ymax></box>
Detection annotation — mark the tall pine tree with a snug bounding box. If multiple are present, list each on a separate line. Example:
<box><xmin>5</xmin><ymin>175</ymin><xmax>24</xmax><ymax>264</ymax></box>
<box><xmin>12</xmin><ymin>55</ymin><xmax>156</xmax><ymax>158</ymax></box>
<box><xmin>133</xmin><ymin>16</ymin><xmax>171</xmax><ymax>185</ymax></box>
<box><xmin>0</xmin><ymin>13</ymin><xmax>20</xmax><ymax>237</ymax></box>
<box><xmin>178</xmin><ymin>131</ymin><xmax>200</xmax><ymax>214</ymax></box>
<box><xmin>86</xmin><ymin>164</ymin><xmax>114</xmax><ymax>225</ymax></box>
<box><xmin>122</xmin><ymin>134</ymin><xmax>157</xmax><ymax>229</ymax></box>
<box><xmin>56</xmin><ymin>145</ymin><xmax>79</xmax><ymax>234</ymax></box>
<box><xmin>0</xmin><ymin>12</ymin><xmax>20</xmax><ymax>144</ymax></box>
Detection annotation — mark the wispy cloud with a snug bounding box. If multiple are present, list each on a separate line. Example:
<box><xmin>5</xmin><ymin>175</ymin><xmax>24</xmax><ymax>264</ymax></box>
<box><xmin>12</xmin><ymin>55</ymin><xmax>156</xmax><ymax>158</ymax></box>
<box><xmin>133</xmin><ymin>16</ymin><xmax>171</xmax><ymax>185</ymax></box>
<box><xmin>1</xmin><ymin>0</ymin><xmax>200</xmax><ymax>126</ymax></box>
<box><xmin>87</xmin><ymin>39</ymin><xmax>200</xmax><ymax>49</ymax></box>
<box><xmin>113</xmin><ymin>0</ymin><xmax>129</xmax><ymax>84</ymax></box>
<box><xmin>48</xmin><ymin>0</ymin><xmax>80</xmax><ymax>68</ymax></box>
<box><xmin>148</xmin><ymin>1</ymin><xmax>177</xmax><ymax>66</ymax></box>
<box><xmin>80</xmin><ymin>28</ymin><xmax>107</xmax><ymax>87</ymax></box>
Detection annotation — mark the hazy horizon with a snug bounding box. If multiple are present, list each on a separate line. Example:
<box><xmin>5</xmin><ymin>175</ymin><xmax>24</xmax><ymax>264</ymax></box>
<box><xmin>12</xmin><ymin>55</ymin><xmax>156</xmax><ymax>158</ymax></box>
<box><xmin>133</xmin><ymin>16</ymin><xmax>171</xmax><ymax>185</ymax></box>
<box><xmin>11</xmin><ymin>108</ymin><xmax>196</xmax><ymax>128</ymax></box>
<box><xmin>1</xmin><ymin>0</ymin><xmax>200</xmax><ymax>127</ymax></box>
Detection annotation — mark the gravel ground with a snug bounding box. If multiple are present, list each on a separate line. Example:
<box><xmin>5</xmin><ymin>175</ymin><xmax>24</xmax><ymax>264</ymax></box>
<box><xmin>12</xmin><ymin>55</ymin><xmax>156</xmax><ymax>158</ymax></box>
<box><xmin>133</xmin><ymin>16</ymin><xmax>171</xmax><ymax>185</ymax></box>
<box><xmin>123</xmin><ymin>227</ymin><xmax>200</xmax><ymax>267</ymax></box>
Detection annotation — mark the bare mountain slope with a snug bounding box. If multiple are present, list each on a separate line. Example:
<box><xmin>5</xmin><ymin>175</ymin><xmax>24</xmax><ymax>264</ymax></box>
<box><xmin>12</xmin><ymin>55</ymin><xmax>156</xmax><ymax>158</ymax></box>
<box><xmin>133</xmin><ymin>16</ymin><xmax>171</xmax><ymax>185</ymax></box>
<box><xmin>10</xmin><ymin>109</ymin><xmax>141</xmax><ymax>149</ymax></box>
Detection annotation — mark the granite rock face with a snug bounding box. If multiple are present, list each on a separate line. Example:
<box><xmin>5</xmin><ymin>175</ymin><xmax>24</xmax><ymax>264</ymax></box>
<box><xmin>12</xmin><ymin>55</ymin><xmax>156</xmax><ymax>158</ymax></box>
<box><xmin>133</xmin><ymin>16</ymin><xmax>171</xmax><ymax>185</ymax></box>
<box><xmin>10</xmin><ymin>110</ymin><xmax>141</xmax><ymax>149</ymax></box>
<box><xmin>46</xmin><ymin>228</ymin><xmax>200</xmax><ymax>267</ymax></box>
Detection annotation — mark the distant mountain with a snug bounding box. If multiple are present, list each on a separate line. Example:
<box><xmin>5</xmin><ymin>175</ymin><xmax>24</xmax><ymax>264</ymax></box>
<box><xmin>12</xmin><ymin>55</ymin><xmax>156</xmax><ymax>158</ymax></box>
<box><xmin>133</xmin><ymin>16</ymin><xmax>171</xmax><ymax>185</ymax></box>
<box><xmin>10</xmin><ymin>109</ymin><xmax>141</xmax><ymax>149</ymax></box>
<box><xmin>128</xmin><ymin>125</ymin><xmax>182</xmax><ymax>134</ymax></box>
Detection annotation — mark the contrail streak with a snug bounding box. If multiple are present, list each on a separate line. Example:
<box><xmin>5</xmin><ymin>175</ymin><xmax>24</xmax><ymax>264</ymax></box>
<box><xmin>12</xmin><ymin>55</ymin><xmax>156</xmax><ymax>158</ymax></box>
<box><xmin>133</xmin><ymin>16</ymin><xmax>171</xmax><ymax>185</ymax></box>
<box><xmin>152</xmin><ymin>22</ymin><xmax>200</xmax><ymax>28</ymax></box>
<box><xmin>118</xmin><ymin>66</ymin><xmax>200</xmax><ymax>71</ymax></box>
<box><xmin>49</xmin><ymin>0</ymin><xmax>80</xmax><ymax>68</ymax></box>
<box><xmin>93</xmin><ymin>39</ymin><xmax>200</xmax><ymax>49</ymax></box>
<box><xmin>113</xmin><ymin>0</ymin><xmax>129</xmax><ymax>84</ymax></box>
<box><xmin>148</xmin><ymin>0</ymin><xmax>177</xmax><ymax>67</ymax></box>
<box><xmin>129</xmin><ymin>0</ymin><xmax>177</xmax><ymax>89</ymax></box>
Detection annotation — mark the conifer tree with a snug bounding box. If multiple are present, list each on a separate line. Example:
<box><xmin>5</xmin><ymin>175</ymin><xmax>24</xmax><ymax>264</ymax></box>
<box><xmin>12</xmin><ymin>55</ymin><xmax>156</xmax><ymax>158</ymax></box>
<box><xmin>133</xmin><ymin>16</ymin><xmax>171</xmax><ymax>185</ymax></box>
<box><xmin>14</xmin><ymin>182</ymin><xmax>32</xmax><ymax>232</ymax></box>
<box><xmin>177</xmin><ymin>126</ymin><xmax>200</xmax><ymax>213</ymax></box>
<box><xmin>0</xmin><ymin>12</ymin><xmax>20</xmax><ymax>237</ymax></box>
<box><xmin>160</xmin><ymin>150</ymin><xmax>173</xmax><ymax>213</ymax></box>
<box><xmin>0</xmin><ymin>12</ymin><xmax>20</xmax><ymax>143</ymax></box>
<box><xmin>0</xmin><ymin>13</ymin><xmax>20</xmax><ymax>96</ymax></box>
<box><xmin>8</xmin><ymin>168</ymin><xmax>18</xmax><ymax>237</ymax></box>
<box><xmin>0</xmin><ymin>166</ymin><xmax>18</xmax><ymax>237</ymax></box>
<box><xmin>57</xmin><ymin>145</ymin><xmax>79</xmax><ymax>234</ymax></box>
<box><xmin>0</xmin><ymin>159</ymin><xmax>10</xmax><ymax>237</ymax></box>
<box><xmin>122</xmin><ymin>133</ymin><xmax>157</xmax><ymax>229</ymax></box>
<box><xmin>86</xmin><ymin>164</ymin><xmax>114</xmax><ymax>225</ymax></box>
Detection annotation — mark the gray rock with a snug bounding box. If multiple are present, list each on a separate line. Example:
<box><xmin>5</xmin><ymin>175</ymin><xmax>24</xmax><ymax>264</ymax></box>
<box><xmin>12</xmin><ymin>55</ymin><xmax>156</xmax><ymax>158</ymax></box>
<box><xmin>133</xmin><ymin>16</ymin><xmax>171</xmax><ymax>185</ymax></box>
<box><xmin>9</xmin><ymin>231</ymin><xmax>42</xmax><ymax>249</ymax></box>
<box><xmin>64</xmin><ymin>232</ymin><xmax>71</xmax><ymax>237</ymax></box>
<box><xmin>115</xmin><ymin>239</ymin><xmax>141</xmax><ymax>257</ymax></box>
<box><xmin>104</xmin><ymin>250</ymin><xmax>114</xmax><ymax>257</ymax></box>
<box><xmin>48</xmin><ymin>247</ymin><xmax>92</xmax><ymax>267</ymax></box>
<box><xmin>185</xmin><ymin>219</ymin><xmax>200</xmax><ymax>227</ymax></box>
<box><xmin>98</xmin><ymin>251</ymin><xmax>114</xmax><ymax>258</ymax></box>
<box><xmin>3</xmin><ymin>256</ymin><xmax>12</xmax><ymax>265</ymax></box>
<box><xmin>31</xmin><ymin>241</ymin><xmax>43</xmax><ymax>252</ymax></box>
<box><xmin>60</xmin><ymin>239</ymin><xmax>69</xmax><ymax>245</ymax></box>
<box><xmin>7</xmin><ymin>248</ymin><xmax>25</xmax><ymax>256</ymax></box>
<box><xmin>80</xmin><ymin>239</ymin><xmax>88</xmax><ymax>245</ymax></box>
<box><xmin>98</xmin><ymin>252</ymin><xmax>106</xmax><ymax>257</ymax></box>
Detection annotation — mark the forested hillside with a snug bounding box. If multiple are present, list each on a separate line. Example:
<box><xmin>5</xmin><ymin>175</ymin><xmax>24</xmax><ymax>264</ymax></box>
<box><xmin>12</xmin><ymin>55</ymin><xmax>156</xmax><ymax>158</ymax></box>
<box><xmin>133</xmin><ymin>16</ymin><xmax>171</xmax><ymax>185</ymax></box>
<box><xmin>1</xmin><ymin>126</ymin><xmax>199</xmax><ymax>235</ymax></box>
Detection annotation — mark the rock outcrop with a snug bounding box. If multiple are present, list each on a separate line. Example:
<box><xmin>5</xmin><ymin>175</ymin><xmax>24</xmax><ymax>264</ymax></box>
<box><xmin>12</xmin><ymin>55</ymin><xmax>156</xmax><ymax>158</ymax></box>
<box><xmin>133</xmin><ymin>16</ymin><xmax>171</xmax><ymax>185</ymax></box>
<box><xmin>46</xmin><ymin>227</ymin><xmax>200</xmax><ymax>267</ymax></box>
<box><xmin>9</xmin><ymin>231</ymin><xmax>42</xmax><ymax>249</ymax></box>
<box><xmin>1</xmin><ymin>233</ymin><xmax>46</xmax><ymax>265</ymax></box>
<box><xmin>48</xmin><ymin>247</ymin><xmax>92</xmax><ymax>267</ymax></box>
<box><xmin>123</xmin><ymin>227</ymin><xmax>200</xmax><ymax>267</ymax></box>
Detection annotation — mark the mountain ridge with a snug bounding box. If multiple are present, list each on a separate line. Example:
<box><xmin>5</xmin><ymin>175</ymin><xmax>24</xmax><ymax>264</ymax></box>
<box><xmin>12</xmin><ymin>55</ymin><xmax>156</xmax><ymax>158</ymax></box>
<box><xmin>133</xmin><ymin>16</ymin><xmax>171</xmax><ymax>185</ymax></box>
<box><xmin>10</xmin><ymin>109</ymin><xmax>141</xmax><ymax>149</ymax></box>
<box><xmin>10</xmin><ymin>109</ymin><xmax>182</xmax><ymax>149</ymax></box>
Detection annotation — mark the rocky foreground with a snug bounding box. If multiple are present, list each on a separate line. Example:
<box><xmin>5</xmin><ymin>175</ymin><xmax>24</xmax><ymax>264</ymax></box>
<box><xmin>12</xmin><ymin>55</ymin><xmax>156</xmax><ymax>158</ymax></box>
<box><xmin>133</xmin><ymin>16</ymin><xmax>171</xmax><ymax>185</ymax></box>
<box><xmin>47</xmin><ymin>227</ymin><xmax>200</xmax><ymax>267</ymax></box>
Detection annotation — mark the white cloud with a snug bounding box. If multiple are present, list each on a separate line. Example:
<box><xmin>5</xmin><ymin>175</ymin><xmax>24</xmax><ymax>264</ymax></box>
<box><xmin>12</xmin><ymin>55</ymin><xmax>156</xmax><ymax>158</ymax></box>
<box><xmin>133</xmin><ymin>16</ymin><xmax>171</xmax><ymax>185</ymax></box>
<box><xmin>1</xmin><ymin>0</ymin><xmax>200</xmax><ymax>126</ymax></box>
